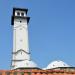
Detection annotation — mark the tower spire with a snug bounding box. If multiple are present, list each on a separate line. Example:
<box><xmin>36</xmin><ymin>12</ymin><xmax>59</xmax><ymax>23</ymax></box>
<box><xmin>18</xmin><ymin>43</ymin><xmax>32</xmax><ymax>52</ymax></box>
<box><xmin>11</xmin><ymin>8</ymin><xmax>37</xmax><ymax>69</ymax></box>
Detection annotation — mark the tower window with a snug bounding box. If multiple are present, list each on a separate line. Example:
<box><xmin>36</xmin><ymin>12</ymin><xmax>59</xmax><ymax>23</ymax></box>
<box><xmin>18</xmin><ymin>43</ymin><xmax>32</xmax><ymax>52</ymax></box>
<box><xmin>17</xmin><ymin>12</ymin><xmax>20</xmax><ymax>16</ymax></box>
<box><xmin>21</xmin><ymin>12</ymin><xmax>24</xmax><ymax>16</ymax></box>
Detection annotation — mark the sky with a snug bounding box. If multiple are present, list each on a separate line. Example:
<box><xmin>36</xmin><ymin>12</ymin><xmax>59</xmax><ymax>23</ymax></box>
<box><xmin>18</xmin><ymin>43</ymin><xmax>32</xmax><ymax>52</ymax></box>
<box><xmin>0</xmin><ymin>0</ymin><xmax>75</xmax><ymax>69</ymax></box>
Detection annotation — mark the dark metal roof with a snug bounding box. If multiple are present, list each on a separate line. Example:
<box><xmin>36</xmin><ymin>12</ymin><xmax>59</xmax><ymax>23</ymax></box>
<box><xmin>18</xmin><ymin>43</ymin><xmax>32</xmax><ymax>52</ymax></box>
<box><xmin>13</xmin><ymin>7</ymin><xmax>28</xmax><ymax>11</ymax></box>
<box><xmin>15</xmin><ymin>67</ymin><xmax>41</xmax><ymax>70</ymax></box>
<box><xmin>46</xmin><ymin>67</ymin><xmax>75</xmax><ymax>70</ymax></box>
<box><xmin>13</xmin><ymin>8</ymin><xmax>28</xmax><ymax>16</ymax></box>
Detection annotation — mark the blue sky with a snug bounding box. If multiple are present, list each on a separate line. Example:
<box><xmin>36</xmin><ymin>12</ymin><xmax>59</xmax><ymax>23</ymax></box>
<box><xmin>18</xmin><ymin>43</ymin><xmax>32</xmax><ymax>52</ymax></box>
<box><xmin>0</xmin><ymin>0</ymin><xmax>75</xmax><ymax>69</ymax></box>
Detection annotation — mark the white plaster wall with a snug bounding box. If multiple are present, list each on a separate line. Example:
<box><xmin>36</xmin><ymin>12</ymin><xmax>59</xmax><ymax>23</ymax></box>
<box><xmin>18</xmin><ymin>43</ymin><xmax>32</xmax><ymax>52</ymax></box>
<box><xmin>15</xmin><ymin>51</ymin><xmax>30</xmax><ymax>60</ymax></box>
<box><xmin>12</xmin><ymin>18</ymin><xmax>30</xmax><ymax>69</ymax></box>
<box><xmin>12</xmin><ymin>60</ymin><xmax>37</xmax><ymax>69</ymax></box>
<box><xmin>15</xmin><ymin>27</ymin><xmax>29</xmax><ymax>52</ymax></box>
<box><xmin>13</xmin><ymin>19</ymin><xmax>29</xmax><ymax>53</ymax></box>
<box><xmin>12</xmin><ymin>52</ymin><xmax>30</xmax><ymax>60</ymax></box>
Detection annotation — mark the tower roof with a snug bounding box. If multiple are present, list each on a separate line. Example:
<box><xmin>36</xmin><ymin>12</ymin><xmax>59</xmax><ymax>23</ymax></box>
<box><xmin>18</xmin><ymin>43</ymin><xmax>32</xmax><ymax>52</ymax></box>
<box><xmin>11</xmin><ymin>7</ymin><xmax>30</xmax><ymax>25</ymax></box>
<box><xmin>13</xmin><ymin>7</ymin><xmax>28</xmax><ymax>15</ymax></box>
<box><xmin>45</xmin><ymin>60</ymin><xmax>70</xmax><ymax>69</ymax></box>
<box><xmin>12</xmin><ymin>60</ymin><xmax>38</xmax><ymax>69</ymax></box>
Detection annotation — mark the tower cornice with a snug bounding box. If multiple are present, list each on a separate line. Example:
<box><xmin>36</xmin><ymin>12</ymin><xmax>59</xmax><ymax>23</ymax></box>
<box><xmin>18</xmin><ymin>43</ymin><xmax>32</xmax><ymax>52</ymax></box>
<box><xmin>11</xmin><ymin>16</ymin><xmax>30</xmax><ymax>25</ymax></box>
<box><xmin>12</xmin><ymin>49</ymin><xmax>30</xmax><ymax>54</ymax></box>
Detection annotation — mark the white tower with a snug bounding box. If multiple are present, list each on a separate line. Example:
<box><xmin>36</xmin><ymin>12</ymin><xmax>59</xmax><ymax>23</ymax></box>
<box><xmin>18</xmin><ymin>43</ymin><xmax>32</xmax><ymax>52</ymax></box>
<box><xmin>11</xmin><ymin>8</ymin><xmax>37</xmax><ymax>69</ymax></box>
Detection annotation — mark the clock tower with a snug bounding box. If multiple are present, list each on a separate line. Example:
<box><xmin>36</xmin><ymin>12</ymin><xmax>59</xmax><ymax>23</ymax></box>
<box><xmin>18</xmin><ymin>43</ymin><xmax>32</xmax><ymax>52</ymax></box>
<box><xmin>11</xmin><ymin>8</ymin><xmax>37</xmax><ymax>69</ymax></box>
